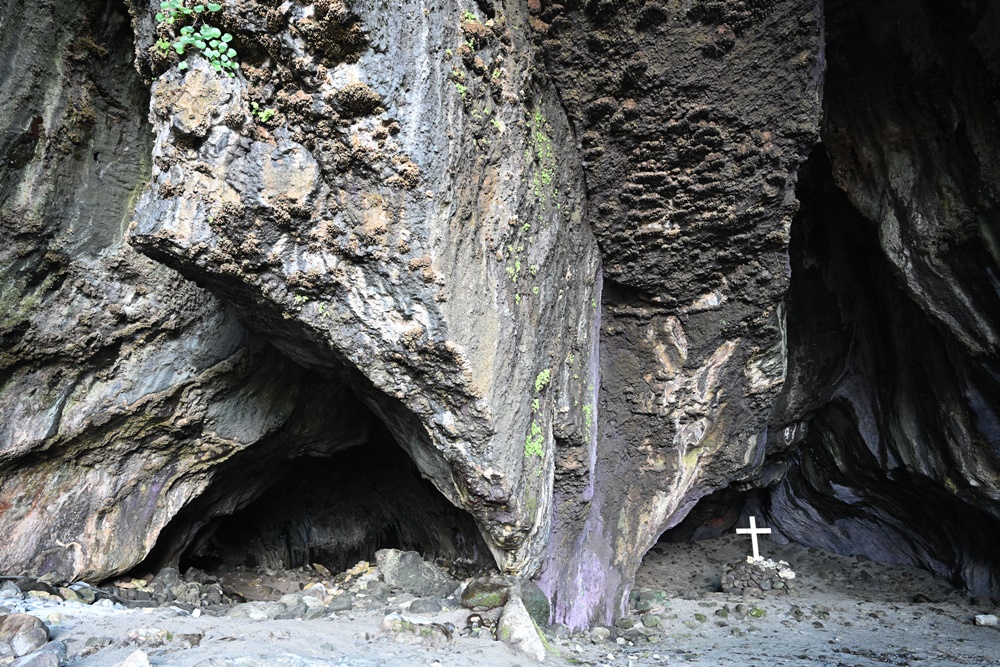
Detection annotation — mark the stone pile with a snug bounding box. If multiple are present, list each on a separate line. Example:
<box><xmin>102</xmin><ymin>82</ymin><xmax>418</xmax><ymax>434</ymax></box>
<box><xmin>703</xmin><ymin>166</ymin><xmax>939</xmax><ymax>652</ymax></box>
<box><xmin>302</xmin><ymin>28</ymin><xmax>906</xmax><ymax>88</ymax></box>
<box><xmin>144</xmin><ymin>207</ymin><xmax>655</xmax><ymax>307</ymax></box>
<box><xmin>721</xmin><ymin>557</ymin><xmax>797</xmax><ymax>595</ymax></box>
<box><xmin>0</xmin><ymin>550</ymin><xmax>560</xmax><ymax>664</ymax></box>
<box><xmin>109</xmin><ymin>568</ymin><xmax>228</xmax><ymax>610</ymax></box>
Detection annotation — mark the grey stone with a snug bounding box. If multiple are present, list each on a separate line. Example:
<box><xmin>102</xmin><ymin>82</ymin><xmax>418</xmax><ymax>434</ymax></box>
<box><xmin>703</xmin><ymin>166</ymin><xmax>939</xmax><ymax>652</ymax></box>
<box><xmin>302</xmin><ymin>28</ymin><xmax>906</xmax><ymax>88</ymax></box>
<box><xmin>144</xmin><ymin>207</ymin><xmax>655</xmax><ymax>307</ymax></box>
<box><xmin>227</xmin><ymin>601</ymin><xmax>286</xmax><ymax>620</ymax></box>
<box><xmin>366</xmin><ymin>581</ymin><xmax>391</xmax><ymax>602</ymax></box>
<box><xmin>641</xmin><ymin>614</ymin><xmax>661</xmax><ymax>628</ymax></box>
<box><xmin>974</xmin><ymin>614</ymin><xmax>998</xmax><ymax>627</ymax></box>
<box><xmin>10</xmin><ymin>641</ymin><xmax>66</xmax><ymax>667</ymax></box>
<box><xmin>379</xmin><ymin>613</ymin><xmax>453</xmax><ymax>646</ymax></box>
<box><xmin>408</xmin><ymin>598</ymin><xmax>443</xmax><ymax>614</ymax></box>
<box><xmin>10</xmin><ymin>652</ymin><xmax>58</xmax><ymax>667</ymax></box>
<box><xmin>276</xmin><ymin>603</ymin><xmax>308</xmax><ymax>620</ymax></box>
<box><xmin>375</xmin><ymin>550</ymin><xmax>456</xmax><ymax>598</ymax></box>
<box><xmin>0</xmin><ymin>614</ymin><xmax>50</xmax><ymax>658</ymax></box>
<box><xmin>151</xmin><ymin>567</ymin><xmax>181</xmax><ymax>592</ymax></box>
<box><xmin>327</xmin><ymin>596</ymin><xmax>353</xmax><ymax>612</ymax></box>
<box><xmin>590</xmin><ymin>626</ymin><xmax>612</xmax><ymax>643</ymax></box>
<box><xmin>85</xmin><ymin>637</ymin><xmax>114</xmax><ymax>648</ymax></box>
<box><xmin>497</xmin><ymin>596</ymin><xmax>547</xmax><ymax>662</ymax></box>
<box><xmin>549</xmin><ymin>623</ymin><xmax>571</xmax><ymax>638</ymax></box>
<box><xmin>279</xmin><ymin>594</ymin><xmax>304</xmax><ymax>608</ymax></box>
<box><xmin>113</xmin><ymin>651</ymin><xmax>151</xmax><ymax>667</ymax></box>
<box><xmin>300</xmin><ymin>584</ymin><xmax>326</xmax><ymax>601</ymax></box>
<box><xmin>0</xmin><ymin>582</ymin><xmax>20</xmax><ymax>599</ymax></box>
<box><xmin>303</xmin><ymin>605</ymin><xmax>330</xmax><ymax>620</ymax></box>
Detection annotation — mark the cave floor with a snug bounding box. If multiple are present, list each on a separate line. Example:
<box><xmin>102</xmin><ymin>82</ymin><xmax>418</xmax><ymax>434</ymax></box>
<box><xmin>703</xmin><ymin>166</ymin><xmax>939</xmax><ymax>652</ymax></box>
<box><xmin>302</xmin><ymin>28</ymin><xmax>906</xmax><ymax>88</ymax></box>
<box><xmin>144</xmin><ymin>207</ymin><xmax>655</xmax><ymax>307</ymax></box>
<box><xmin>5</xmin><ymin>535</ymin><xmax>998</xmax><ymax>667</ymax></box>
<box><xmin>624</xmin><ymin>534</ymin><xmax>999</xmax><ymax>666</ymax></box>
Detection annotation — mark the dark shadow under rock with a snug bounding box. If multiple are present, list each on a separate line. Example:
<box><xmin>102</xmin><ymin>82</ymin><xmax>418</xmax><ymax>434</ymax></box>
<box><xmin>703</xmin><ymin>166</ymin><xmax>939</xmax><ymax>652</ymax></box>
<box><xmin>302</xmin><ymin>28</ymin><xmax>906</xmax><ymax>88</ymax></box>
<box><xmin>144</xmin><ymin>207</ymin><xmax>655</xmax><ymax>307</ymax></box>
<box><xmin>181</xmin><ymin>428</ymin><xmax>491</xmax><ymax>575</ymax></box>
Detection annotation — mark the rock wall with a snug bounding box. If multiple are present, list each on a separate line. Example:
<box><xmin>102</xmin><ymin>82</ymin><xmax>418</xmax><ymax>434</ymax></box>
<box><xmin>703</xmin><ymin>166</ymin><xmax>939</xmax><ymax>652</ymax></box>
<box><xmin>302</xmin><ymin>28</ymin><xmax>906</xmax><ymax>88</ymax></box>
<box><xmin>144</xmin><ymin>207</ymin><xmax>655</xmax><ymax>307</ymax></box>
<box><xmin>127</xmin><ymin>0</ymin><xmax>601</xmax><ymax>580</ymax></box>
<box><xmin>1</xmin><ymin>0</ymin><xmax>998</xmax><ymax>630</ymax></box>
<box><xmin>760</xmin><ymin>0</ymin><xmax>1000</xmax><ymax>599</ymax></box>
<box><xmin>0</xmin><ymin>0</ymin><xmax>372</xmax><ymax>580</ymax></box>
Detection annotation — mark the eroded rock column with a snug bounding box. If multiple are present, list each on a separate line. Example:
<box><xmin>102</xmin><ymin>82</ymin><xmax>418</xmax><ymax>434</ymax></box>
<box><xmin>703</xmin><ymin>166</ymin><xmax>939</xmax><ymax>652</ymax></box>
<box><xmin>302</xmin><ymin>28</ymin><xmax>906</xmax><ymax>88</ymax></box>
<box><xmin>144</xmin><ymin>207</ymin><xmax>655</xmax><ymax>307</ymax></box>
<box><xmin>533</xmin><ymin>0</ymin><xmax>824</xmax><ymax>626</ymax></box>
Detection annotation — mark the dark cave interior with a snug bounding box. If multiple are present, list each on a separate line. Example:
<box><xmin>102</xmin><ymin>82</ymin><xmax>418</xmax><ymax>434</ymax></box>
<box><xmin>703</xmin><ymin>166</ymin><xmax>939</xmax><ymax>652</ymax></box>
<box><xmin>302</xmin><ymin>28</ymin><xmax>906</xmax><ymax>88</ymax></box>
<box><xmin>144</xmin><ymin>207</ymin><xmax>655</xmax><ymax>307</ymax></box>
<box><xmin>180</xmin><ymin>432</ymin><xmax>490</xmax><ymax>575</ymax></box>
<box><xmin>129</xmin><ymin>404</ymin><xmax>491</xmax><ymax>582</ymax></box>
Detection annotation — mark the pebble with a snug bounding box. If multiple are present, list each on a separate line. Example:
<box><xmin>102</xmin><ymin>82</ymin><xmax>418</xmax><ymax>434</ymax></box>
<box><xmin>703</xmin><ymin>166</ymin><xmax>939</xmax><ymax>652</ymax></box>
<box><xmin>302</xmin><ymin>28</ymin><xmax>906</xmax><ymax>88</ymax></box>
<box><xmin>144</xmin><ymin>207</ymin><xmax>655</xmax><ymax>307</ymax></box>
<box><xmin>641</xmin><ymin>614</ymin><xmax>661</xmax><ymax>628</ymax></box>
<box><xmin>408</xmin><ymin>598</ymin><xmax>443</xmax><ymax>614</ymax></box>
<box><xmin>85</xmin><ymin>636</ymin><xmax>113</xmax><ymax>648</ymax></box>
<box><xmin>328</xmin><ymin>596</ymin><xmax>353</xmax><ymax>612</ymax></box>
<box><xmin>974</xmin><ymin>614</ymin><xmax>998</xmax><ymax>627</ymax></box>
<box><xmin>114</xmin><ymin>650</ymin><xmax>151</xmax><ymax>667</ymax></box>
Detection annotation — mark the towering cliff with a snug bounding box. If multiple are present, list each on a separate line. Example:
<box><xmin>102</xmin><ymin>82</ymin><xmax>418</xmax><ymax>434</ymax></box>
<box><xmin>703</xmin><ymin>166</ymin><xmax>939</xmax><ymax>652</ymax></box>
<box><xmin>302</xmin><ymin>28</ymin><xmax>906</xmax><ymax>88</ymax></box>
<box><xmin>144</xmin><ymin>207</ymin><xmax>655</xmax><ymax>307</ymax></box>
<box><xmin>1</xmin><ymin>0</ymin><xmax>997</xmax><ymax>629</ymax></box>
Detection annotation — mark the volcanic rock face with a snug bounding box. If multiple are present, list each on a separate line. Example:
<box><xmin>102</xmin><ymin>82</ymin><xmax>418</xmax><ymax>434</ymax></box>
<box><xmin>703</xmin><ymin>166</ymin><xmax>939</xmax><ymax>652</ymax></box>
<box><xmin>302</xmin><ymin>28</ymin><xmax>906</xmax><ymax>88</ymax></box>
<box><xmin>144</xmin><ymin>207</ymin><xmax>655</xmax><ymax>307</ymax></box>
<box><xmin>1</xmin><ymin>0</ymin><xmax>998</xmax><ymax>631</ymax></box>
<box><xmin>0</xmin><ymin>0</ymin><xmax>255</xmax><ymax>579</ymax></box>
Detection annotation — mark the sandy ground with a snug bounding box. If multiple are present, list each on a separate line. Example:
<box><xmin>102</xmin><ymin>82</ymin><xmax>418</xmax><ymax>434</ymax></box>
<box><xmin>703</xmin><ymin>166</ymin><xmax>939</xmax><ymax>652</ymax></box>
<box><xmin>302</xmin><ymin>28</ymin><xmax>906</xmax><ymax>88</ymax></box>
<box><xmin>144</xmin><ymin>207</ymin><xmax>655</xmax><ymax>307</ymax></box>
<box><xmin>4</xmin><ymin>535</ymin><xmax>998</xmax><ymax>667</ymax></box>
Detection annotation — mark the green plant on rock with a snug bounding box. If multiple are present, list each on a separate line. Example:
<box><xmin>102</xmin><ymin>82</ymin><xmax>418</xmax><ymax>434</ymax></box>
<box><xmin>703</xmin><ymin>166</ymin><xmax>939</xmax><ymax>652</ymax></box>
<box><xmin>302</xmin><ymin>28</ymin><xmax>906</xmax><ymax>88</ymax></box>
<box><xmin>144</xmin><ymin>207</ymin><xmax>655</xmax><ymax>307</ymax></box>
<box><xmin>155</xmin><ymin>1</ymin><xmax>238</xmax><ymax>76</ymax></box>
<box><xmin>524</xmin><ymin>419</ymin><xmax>544</xmax><ymax>458</ymax></box>
<box><xmin>251</xmin><ymin>102</ymin><xmax>275</xmax><ymax>123</ymax></box>
<box><xmin>534</xmin><ymin>368</ymin><xmax>551</xmax><ymax>393</ymax></box>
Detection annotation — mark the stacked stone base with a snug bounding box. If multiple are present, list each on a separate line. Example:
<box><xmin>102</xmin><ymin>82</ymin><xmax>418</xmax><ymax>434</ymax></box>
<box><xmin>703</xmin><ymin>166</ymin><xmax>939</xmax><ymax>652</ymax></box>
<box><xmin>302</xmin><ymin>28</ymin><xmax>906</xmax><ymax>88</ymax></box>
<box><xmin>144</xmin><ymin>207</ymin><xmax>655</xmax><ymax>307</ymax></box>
<box><xmin>721</xmin><ymin>557</ymin><xmax>796</xmax><ymax>595</ymax></box>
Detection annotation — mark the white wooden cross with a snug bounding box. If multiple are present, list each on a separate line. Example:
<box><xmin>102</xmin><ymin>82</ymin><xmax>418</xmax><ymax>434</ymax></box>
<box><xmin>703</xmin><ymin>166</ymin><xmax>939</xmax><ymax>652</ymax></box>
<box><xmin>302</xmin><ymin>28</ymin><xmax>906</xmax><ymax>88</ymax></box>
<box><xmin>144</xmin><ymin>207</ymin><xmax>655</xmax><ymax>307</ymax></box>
<box><xmin>736</xmin><ymin>516</ymin><xmax>771</xmax><ymax>560</ymax></box>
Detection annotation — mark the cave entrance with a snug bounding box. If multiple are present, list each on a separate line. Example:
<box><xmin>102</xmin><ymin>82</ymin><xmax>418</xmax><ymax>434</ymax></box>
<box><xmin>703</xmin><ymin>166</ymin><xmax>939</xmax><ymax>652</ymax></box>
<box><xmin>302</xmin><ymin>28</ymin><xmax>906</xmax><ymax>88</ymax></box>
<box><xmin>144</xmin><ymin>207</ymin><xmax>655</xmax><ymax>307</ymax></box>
<box><xmin>647</xmin><ymin>143</ymin><xmax>1000</xmax><ymax>602</ymax></box>
<box><xmin>179</xmin><ymin>427</ymin><xmax>489</xmax><ymax>577</ymax></box>
<box><xmin>128</xmin><ymin>374</ymin><xmax>491</xmax><ymax>588</ymax></box>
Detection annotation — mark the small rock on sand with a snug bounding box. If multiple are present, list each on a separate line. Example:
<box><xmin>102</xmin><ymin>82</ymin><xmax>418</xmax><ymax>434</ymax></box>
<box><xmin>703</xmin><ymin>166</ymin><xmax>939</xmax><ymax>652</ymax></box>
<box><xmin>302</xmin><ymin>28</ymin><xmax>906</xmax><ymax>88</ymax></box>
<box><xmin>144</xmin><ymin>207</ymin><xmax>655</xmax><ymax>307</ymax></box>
<box><xmin>114</xmin><ymin>650</ymin><xmax>151</xmax><ymax>667</ymax></box>
<box><xmin>375</xmin><ymin>550</ymin><xmax>456</xmax><ymax>598</ymax></box>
